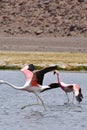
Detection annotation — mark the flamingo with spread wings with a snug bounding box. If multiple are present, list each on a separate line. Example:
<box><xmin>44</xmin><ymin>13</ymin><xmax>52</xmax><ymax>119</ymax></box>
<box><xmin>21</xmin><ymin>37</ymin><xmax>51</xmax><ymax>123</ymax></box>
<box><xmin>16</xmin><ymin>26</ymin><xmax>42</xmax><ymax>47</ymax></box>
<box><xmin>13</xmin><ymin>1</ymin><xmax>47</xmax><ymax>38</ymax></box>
<box><xmin>0</xmin><ymin>64</ymin><xmax>58</xmax><ymax>110</ymax></box>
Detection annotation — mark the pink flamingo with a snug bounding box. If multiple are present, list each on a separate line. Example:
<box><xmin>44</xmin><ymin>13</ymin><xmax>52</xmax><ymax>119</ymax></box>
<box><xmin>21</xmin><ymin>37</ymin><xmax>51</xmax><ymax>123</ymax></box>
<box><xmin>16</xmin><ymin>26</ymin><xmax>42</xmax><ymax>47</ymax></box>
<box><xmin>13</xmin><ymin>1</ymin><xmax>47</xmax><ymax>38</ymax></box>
<box><xmin>54</xmin><ymin>71</ymin><xmax>83</xmax><ymax>103</ymax></box>
<box><xmin>0</xmin><ymin>64</ymin><xmax>58</xmax><ymax>110</ymax></box>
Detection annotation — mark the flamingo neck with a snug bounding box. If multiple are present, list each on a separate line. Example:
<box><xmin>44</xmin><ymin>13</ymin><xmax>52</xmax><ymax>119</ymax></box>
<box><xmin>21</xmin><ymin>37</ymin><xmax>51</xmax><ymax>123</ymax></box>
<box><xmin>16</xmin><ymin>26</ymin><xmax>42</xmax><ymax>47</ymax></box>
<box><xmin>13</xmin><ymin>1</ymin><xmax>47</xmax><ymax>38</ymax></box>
<box><xmin>57</xmin><ymin>73</ymin><xmax>65</xmax><ymax>90</ymax></box>
<box><xmin>57</xmin><ymin>73</ymin><xmax>60</xmax><ymax>83</ymax></box>
<box><xmin>2</xmin><ymin>81</ymin><xmax>26</xmax><ymax>90</ymax></box>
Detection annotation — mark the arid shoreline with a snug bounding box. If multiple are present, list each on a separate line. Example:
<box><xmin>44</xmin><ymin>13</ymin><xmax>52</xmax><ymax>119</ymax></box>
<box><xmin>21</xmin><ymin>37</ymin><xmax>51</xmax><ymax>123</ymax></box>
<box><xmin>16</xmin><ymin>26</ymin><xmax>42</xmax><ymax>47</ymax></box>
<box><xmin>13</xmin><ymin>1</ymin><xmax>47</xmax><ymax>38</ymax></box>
<box><xmin>0</xmin><ymin>37</ymin><xmax>87</xmax><ymax>53</ymax></box>
<box><xmin>0</xmin><ymin>37</ymin><xmax>87</xmax><ymax>71</ymax></box>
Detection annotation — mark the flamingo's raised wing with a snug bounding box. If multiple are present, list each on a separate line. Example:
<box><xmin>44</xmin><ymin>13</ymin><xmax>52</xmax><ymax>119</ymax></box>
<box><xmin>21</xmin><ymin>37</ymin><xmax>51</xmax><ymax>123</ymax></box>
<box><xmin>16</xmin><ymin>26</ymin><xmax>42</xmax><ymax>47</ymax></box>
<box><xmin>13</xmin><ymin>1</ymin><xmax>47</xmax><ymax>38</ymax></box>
<box><xmin>21</xmin><ymin>67</ymin><xmax>33</xmax><ymax>86</ymax></box>
<box><xmin>73</xmin><ymin>84</ymin><xmax>83</xmax><ymax>102</ymax></box>
<box><xmin>36</xmin><ymin>65</ymin><xmax>57</xmax><ymax>85</ymax></box>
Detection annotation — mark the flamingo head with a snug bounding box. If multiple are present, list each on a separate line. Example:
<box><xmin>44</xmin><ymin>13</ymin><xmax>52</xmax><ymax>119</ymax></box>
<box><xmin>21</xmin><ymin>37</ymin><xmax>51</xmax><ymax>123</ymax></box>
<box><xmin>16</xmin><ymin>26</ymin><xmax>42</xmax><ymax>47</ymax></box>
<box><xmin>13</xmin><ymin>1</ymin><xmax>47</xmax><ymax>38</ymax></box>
<box><xmin>53</xmin><ymin>70</ymin><xmax>59</xmax><ymax>75</ymax></box>
<box><xmin>28</xmin><ymin>64</ymin><xmax>35</xmax><ymax>71</ymax></box>
<box><xmin>21</xmin><ymin>64</ymin><xmax>35</xmax><ymax>72</ymax></box>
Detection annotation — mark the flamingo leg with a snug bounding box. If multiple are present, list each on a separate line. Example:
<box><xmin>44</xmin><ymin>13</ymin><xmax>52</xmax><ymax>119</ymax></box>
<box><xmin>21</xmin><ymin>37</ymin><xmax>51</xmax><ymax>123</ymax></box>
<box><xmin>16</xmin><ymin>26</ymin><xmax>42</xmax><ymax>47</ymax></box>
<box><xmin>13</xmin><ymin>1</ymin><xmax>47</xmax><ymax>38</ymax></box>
<box><xmin>21</xmin><ymin>103</ymin><xmax>39</xmax><ymax>109</ymax></box>
<box><xmin>21</xmin><ymin>93</ymin><xmax>46</xmax><ymax>111</ymax></box>
<box><xmin>34</xmin><ymin>93</ymin><xmax>46</xmax><ymax>111</ymax></box>
<box><xmin>66</xmin><ymin>92</ymin><xmax>69</xmax><ymax>103</ymax></box>
<box><xmin>35</xmin><ymin>94</ymin><xmax>40</xmax><ymax>104</ymax></box>
<box><xmin>21</xmin><ymin>93</ymin><xmax>40</xmax><ymax>109</ymax></box>
<box><xmin>71</xmin><ymin>91</ymin><xmax>74</xmax><ymax>104</ymax></box>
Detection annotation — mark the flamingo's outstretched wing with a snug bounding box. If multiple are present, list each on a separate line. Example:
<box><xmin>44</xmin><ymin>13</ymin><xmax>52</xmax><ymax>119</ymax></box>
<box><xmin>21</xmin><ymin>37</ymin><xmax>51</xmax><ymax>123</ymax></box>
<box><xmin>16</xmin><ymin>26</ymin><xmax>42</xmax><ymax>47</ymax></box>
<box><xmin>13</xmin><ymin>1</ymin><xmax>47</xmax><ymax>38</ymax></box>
<box><xmin>21</xmin><ymin>68</ymin><xmax>33</xmax><ymax>86</ymax></box>
<box><xmin>41</xmin><ymin>83</ymin><xmax>60</xmax><ymax>92</ymax></box>
<box><xmin>35</xmin><ymin>65</ymin><xmax>57</xmax><ymax>85</ymax></box>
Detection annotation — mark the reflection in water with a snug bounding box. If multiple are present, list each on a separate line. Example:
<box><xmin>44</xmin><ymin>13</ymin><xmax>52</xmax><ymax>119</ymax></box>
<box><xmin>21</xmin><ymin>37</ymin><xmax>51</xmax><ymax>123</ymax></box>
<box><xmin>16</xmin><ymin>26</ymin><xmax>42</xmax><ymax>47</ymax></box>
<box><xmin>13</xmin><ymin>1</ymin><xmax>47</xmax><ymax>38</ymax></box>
<box><xmin>0</xmin><ymin>71</ymin><xmax>87</xmax><ymax>130</ymax></box>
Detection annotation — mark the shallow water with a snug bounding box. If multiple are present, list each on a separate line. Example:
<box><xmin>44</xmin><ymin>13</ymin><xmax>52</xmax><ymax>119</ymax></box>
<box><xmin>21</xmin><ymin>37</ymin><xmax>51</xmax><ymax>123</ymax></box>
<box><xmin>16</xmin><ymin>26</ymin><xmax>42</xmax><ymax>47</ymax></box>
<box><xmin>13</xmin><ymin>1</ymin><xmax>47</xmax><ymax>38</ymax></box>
<box><xmin>0</xmin><ymin>71</ymin><xmax>87</xmax><ymax>130</ymax></box>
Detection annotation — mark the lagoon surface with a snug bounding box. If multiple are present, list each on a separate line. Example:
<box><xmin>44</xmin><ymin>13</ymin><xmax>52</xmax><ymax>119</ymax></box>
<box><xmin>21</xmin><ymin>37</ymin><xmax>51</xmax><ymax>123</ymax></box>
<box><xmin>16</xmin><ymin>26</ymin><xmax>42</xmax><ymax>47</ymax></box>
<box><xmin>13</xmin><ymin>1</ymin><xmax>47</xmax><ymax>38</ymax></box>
<box><xmin>0</xmin><ymin>70</ymin><xmax>87</xmax><ymax>130</ymax></box>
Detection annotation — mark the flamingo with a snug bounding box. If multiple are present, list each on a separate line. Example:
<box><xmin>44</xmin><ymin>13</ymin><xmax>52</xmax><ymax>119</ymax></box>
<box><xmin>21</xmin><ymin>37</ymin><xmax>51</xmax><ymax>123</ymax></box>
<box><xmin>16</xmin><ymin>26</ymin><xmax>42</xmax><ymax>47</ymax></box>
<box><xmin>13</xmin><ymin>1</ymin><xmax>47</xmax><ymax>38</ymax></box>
<box><xmin>54</xmin><ymin>70</ymin><xmax>83</xmax><ymax>103</ymax></box>
<box><xmin>0</xmin><ymin>64</ymin><xmax>58</xmax><ymax>110</ymax></box>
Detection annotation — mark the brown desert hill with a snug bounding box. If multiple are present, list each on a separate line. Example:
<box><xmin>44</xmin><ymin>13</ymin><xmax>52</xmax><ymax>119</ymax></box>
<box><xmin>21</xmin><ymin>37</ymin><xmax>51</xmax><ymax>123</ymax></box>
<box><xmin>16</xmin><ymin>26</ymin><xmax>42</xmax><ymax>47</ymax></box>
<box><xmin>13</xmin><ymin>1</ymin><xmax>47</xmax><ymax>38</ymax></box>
<box><xmin>0</xmin><ymin>0</ymin><xmax>87</xmax><ymax>37</ymax></box>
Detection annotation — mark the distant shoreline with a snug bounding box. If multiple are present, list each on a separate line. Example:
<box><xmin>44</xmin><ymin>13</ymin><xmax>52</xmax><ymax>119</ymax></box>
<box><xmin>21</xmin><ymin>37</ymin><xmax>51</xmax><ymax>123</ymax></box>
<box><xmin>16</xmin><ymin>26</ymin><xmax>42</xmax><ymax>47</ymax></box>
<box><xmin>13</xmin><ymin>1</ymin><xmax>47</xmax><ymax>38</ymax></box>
<box><xmin>0</xmin><ymin>50</ymin><xmax>87</xmax><ymax>71</ymax></box>
<box><xmin>0</xmin><ymin>37</ymin><xmax>87</xmax><ymax>52</ymax></box>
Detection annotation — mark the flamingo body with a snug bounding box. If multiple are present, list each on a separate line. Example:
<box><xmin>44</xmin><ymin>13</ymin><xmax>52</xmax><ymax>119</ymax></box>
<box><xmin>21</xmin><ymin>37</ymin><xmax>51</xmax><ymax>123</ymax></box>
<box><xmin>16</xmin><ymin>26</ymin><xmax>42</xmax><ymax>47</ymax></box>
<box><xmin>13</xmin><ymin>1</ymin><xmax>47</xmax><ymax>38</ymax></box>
<box><xmin>54</xmin><ymin>71</ymin><xmax>83</xmax><ymax>103</ymax></box>
<box><xmin>0</xmin><ymin>64</ymin><xmax>58</xmax><ymax>110</ymax></box>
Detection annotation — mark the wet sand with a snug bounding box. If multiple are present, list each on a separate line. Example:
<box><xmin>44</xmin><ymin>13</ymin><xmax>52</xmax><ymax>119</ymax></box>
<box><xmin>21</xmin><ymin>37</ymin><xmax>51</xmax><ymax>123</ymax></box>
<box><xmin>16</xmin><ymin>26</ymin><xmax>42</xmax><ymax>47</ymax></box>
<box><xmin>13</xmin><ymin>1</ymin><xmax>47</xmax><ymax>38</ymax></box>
<box><xmin>0</xmin><ymin>37</ymin><xmax>87</xmax><ymax>52</ymax></box>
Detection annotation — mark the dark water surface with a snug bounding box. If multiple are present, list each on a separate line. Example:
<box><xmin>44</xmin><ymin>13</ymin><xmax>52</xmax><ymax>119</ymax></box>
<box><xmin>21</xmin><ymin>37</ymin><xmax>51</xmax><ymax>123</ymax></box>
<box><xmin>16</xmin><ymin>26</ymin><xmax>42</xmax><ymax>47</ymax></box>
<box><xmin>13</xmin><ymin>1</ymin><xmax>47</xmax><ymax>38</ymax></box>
<box><xmin>0</xmin><ymin>71</ymin><xmax>87</xmax><ymax>130</ymax></box>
